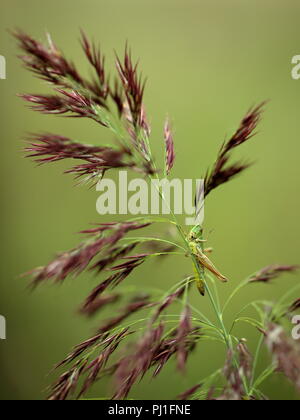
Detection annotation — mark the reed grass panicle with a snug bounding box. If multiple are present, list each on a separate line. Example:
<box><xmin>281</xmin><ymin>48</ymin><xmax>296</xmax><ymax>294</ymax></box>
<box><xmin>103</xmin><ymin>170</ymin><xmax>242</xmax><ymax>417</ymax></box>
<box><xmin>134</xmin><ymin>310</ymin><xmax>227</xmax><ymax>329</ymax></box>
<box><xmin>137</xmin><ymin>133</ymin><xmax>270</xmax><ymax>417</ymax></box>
<box><xmin>15</xmin><ymin>30</ymin><xmax>300</xmax><ymax>401</ymax></box>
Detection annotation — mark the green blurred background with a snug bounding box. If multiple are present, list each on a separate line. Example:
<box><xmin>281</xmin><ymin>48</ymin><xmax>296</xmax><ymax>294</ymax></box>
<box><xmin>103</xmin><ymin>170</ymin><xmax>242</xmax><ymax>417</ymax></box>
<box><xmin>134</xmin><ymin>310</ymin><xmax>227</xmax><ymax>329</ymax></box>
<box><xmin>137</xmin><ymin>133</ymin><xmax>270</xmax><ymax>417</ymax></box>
<box><xmin>0</xmin><ymin>0</ymin><xmax>300</xmax><ymax>400</ymax></box>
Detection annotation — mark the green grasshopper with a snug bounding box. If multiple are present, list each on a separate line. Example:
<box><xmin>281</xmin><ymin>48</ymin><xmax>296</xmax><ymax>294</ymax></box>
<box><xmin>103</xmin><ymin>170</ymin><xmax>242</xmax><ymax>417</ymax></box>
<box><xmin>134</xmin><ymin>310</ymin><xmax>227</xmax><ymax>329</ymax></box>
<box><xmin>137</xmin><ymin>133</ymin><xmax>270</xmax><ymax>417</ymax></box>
<box><xmin>187</xmin><ymin>224</ymin><xmax>228</xmax><ymax>296</ymax></box>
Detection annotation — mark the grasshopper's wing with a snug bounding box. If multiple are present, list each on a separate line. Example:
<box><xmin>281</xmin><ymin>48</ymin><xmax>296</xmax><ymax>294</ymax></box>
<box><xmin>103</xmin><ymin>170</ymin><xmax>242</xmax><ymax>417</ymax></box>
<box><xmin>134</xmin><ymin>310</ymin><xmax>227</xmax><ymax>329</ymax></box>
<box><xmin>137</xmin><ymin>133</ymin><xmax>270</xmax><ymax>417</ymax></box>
<box><xmin>193</xmin><ymin>244</ymin><xmax>228</xmax><ymax>283</ymax></box>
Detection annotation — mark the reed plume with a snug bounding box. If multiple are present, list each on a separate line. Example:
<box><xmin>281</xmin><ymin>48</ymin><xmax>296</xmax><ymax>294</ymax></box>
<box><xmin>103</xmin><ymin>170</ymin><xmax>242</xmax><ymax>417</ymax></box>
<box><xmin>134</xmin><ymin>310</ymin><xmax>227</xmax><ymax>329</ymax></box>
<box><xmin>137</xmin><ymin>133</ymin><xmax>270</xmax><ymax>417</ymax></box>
<box><xmin>15</xmin><ymin>30</ymin><xmax>299</xmax><ymax>401</ymax></box>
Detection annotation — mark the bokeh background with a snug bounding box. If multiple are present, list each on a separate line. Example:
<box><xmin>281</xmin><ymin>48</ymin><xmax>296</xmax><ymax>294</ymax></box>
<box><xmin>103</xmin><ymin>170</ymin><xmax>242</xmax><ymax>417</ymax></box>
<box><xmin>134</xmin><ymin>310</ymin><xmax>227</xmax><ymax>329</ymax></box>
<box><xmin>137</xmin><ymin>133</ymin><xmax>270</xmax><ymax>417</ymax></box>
<box><xmin>0</xmin><ymin>0</ymin><xmax>300</xmax><ymax>400</ymax></box>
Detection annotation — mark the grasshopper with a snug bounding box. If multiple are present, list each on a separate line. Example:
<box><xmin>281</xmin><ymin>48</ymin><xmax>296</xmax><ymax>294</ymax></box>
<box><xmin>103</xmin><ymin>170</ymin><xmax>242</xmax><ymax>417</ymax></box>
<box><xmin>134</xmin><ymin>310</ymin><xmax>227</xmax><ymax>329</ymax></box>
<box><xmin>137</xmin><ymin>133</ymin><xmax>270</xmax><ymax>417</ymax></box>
<box><xmin>187</xmin><ymin>225</ymin><xmax>228</xmax><ymax>296</ymax></box>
